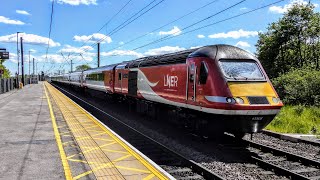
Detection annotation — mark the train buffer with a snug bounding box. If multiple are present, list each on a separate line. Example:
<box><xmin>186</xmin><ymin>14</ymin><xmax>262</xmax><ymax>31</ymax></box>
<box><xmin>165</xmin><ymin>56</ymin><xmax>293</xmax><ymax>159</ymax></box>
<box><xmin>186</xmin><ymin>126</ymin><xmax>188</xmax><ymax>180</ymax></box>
<box><xmin>0</xmin><ymin>82</ymin><xmax>173</xmax><ymax>180</ymax></box>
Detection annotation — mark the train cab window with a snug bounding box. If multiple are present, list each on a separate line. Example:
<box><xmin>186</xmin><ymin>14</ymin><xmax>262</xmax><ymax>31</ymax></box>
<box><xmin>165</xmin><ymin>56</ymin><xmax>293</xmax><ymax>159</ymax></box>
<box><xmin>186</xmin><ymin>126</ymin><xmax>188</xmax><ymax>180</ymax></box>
<box><xmin>219</xmin><ymin>60</ymin><xmax>265</xmax><ymax>80</ymax></box>
<box><xmin>199</xmin><ymin>62</ymin><xmax>208</xmax><ymax>84</ymax></box>
<box><xmin>118</xmin><ymin>73</ymin><xmax>122</xmax><ymax>80</ymax></box>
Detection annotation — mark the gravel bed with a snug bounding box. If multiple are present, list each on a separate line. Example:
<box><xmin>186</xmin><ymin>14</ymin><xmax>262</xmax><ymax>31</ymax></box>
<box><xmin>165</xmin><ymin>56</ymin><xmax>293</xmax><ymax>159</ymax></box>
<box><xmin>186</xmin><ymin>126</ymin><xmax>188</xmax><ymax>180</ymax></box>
<box><xmin>299</xmin><ymin>170</ymin><xmax>320</xmax><ymax>178</ymax></box>
<box><xmin>272</xmin><ymin>160</ymin><xmax>307</xmax><ymax>171</ymax></box>
<box><xmin>160</xmin><ymin>166</ymin><xmax>205</xmax><ymax>180</ymax></box>
<box><xmin>244</xmin><ymin>133</ymin><xmax>320</xmax><ymax>162</ymax></box>
<box><xmin>60</xmin><ymin>86</ymin><xmax>290</xmax><ymax>180</ymax></box>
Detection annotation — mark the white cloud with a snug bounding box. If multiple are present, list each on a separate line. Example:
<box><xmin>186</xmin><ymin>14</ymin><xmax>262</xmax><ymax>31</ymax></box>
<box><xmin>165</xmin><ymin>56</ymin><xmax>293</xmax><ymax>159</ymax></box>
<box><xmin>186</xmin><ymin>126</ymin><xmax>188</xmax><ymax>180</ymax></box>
<box><xmin>101</xmin><ymin>50</ymin><xmax>143</xmax><ymax>58</ymax></box>
<box><xmin>40</xmin><ymin>54</ymin><xmax>65</xmax><ymax>63</ymax></box>
<box><xmin>159</xmin><ymin>26</ymin><xmax>182</xmax><ymax>36</ymax></box>
<box><xmin>0</xmin><ymin>33</ymin><xmax>60</xmax><ymax>47</ymax></box>
<box><xmin>29</xmin><ymin>49</ymin><xmax>37</xmax><ymax>53</ymax></box>
<box><xmin>56</xmin><ymin>0</ymin><xmax>97</xmax><ymax>5</ymax></box>
<box><xmin>41</xmin><ymin>52</ymin><xmax>94</xmax><ymax>63</ymax></box>
<box><xmin>8</xmin><ymin>53</ymin><xmax>18</xmax><ymax>64</ymax></box>
<box><xmin>73</xmin><ymin>33</ymin><xmax>112</xmax><ymax>44</ymax></box>
<box><xmin>208</xmin><ymin>29</ymin><xmax>258</xmax><ymax>39</ymax></box>
<box><xmin>59</xmin><ymin>45</ymin><xmax>94</xmax><ymax>54</ymax></box>
<box><xmin>269</xmin><ymin>0</ymin><xmax>319</xmax><ymax>14</ymax></box>
<box><xmin>235</xmin><ymin>41</ymin><xmax>251</xmax><ymax>48</ymax></box>
<box><xmin>16</xmin><ymin>10</ymin><xmax>31</xmax><ymax>16</ymax></box>
<box><xmin>119</xmin><ymin>41</ymin><xmax>124</xmax><ymax>45</ymax></box>
<box><xmin>100</xmin><ymin>46</ymin><xmax>187</xmax><ymax>58</ymax></box>
<box><xmin>8</xmin><ymin>53</ymin><xmax>37</xmax><ymax>64</ymax></box>
<box><xmin>197</xmin><ymin>34</ymin><xmax>205</xmax><ymax>38</ymax></box>
<box><xmin>144</xmin><ymin>46</ymin><xmax>185</xmax><ymax>56</ymax></box>
<box><xmin>0</xmin><ymin>16</ymin><xmax>25</xmax><ymax>25</ymax></box>
<box><xmin>240</xmin><ymin>7</ymin><xmax>247</xmax><ymax>11</ymax></box>
<box><xmin>190</xmin><ymin>46</ymin><xmax>201</xmax><ymax>49</ymax></box>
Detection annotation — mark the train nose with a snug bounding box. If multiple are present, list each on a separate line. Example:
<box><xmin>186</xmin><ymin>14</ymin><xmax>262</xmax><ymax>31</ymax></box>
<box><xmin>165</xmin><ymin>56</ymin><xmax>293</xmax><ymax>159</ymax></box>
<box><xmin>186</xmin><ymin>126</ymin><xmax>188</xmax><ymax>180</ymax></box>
<box><xmin>227</xmin><ymin>81</ymin><xmax>282</xmax><ymax>106</ymax></box>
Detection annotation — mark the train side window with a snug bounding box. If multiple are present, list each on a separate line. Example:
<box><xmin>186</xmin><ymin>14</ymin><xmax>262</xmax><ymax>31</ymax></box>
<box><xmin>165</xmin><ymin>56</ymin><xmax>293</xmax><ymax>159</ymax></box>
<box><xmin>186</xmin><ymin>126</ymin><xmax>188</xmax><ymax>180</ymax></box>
<box><xmin>118</xmin><ymin>73</ymin><xmax>122</xmax><ymax>80</ymax></box>
<box><xmin>199</xmin><ymin>62</ymin><xmax>208</xmax><ymax>84</ymax></box>
<box><xmin>189</xmin><ymin>64</ymin><xmax>195</xmax><ymax>82</ymax></box>
<box><xmin>99</xmin><ymin>73</ymin><xmax>103</xmax><ymax>81</ymax></box>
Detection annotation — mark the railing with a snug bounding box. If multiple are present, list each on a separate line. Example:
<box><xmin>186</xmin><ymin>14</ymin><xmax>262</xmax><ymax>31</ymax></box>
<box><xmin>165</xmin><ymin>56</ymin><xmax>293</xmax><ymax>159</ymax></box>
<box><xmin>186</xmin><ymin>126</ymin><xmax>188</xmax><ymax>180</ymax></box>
<box><xmin>0</xmin><ymin>78</ymin><xmax>17</xmax><ymax>94</ymax></box>
<box><xmin>0</xmin><ymin>75</ymin><xmax>39</xmax><ymax>94</ymax></box>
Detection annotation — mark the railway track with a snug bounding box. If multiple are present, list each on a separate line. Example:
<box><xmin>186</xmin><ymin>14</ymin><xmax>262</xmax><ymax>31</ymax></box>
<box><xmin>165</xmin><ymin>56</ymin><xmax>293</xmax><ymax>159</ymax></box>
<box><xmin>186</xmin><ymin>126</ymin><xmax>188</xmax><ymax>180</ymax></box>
<box><xmin>51</xmin><ymin>83</ymin><xmax>223</xmax><ymax>180</ymax></box>
<box><xmin>261</xmin><ymin>130</ymin><xmax>320</xmax><ymax>147</ymax></box>
<box><xmin>237</xmin><ymin>137</ymin><xmax>320</xmax><ymax>180</ymax></box>
<box><xmin>52</xmin><ymin>83</ymin><xmax>320</xmax><ymax>180</ymax></box>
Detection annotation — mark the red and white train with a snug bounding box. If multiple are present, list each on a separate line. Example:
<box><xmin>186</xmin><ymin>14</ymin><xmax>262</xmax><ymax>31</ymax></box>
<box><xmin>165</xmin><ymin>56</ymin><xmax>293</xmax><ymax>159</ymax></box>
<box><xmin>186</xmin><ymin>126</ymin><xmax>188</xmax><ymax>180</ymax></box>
<box><xmin>51</xmin><ymin>44</ymin><xmax>283</xmax><ymax>137</ymax></box>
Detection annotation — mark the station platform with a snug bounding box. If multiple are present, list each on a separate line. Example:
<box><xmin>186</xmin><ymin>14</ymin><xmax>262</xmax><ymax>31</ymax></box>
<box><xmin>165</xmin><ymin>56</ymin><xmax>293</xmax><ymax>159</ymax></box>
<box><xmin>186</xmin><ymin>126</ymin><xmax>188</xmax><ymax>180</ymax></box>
<box><xmin>0</xmin><ymin>83</ymin><xmax>64</xmax><ymax>179</ymax></box>
<box><xmin>0</xmin><ymin>82</ymin><xmax>172</xmax><ymax>180</ymax></box>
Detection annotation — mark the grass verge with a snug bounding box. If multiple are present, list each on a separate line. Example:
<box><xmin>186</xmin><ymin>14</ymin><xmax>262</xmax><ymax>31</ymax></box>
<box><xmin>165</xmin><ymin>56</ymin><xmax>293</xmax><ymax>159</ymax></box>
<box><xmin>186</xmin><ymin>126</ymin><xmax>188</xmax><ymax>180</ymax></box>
<box><xmin>266</xmin><ymin>105</ymin><xmax>320</xmax><ymax>135</ymax></box>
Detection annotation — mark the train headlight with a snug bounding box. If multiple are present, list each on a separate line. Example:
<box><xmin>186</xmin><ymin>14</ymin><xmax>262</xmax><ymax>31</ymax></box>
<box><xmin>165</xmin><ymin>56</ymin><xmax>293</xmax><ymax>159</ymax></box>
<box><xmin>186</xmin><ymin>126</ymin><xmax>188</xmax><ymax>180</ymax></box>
<box><xmin>235</xmin><ymin>97</ymin><xmax>244</xmax><ymax>104</ymax></box>
<box><xmin>226</xmin><ymin>97</ymin><xmax>236</xmax><ymax>104</ymax></box>
<box><xmin>272</xmin><ymin>97</ymin><xmax>281</xmax><ymax>104</ymax></box>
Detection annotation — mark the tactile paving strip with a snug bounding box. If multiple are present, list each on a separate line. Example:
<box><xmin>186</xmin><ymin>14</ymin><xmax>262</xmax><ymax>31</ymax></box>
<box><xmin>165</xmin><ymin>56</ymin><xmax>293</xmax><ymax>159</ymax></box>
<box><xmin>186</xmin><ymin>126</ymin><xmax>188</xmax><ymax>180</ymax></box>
<box><xmin>44</xmin><ymin>82</ymin><xmax>169</xmax><ymax>180</ymax></box>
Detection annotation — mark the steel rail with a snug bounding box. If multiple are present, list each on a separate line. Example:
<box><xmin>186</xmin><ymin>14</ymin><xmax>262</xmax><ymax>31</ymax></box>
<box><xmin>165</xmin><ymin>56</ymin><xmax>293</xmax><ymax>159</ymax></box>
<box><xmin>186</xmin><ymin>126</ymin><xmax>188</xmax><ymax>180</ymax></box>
<box><xmin>261</xmin><ymin>130</ymin><xmax>320</xmax><ymax>147</ymax></box>
<box><xmin>51</xmin><ymin>82</ymin><xmax>225</xmax><ymax>180</ymax></box>
<box><xmin>242</xmin><ymin>139</ymin><xmax>320</xmax><ymax>180</ymax></box>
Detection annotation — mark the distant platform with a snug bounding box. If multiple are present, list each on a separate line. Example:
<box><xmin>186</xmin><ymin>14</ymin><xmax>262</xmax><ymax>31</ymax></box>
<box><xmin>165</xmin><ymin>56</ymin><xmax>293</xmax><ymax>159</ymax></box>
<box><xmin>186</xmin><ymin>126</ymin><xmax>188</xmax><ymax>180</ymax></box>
<box><xmin>0</xmin><ymin>82</ymin><xmax>172</xmax><ymax>179</ymax></box>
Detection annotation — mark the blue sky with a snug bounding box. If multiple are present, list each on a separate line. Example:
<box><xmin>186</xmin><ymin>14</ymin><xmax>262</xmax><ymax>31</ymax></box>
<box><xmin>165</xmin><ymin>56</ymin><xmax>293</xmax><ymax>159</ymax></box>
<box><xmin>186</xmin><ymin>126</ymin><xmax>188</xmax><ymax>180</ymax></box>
<box><xmin>0</xmin><ymin>0</ymin><xmax>319</xmax><ymax>75</ymax></box>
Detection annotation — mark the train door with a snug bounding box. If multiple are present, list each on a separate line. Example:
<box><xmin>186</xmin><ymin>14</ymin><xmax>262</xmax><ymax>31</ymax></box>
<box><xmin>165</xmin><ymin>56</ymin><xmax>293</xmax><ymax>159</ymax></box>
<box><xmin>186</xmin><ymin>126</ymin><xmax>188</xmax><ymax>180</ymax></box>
<box><xmin>128</xmin><ymin>71</ymin><xmax>138</xmax><ymax>96</ymax></box>
<box><xmin>187</xmin><ymin>61</ymin><xmax>197</xmax><ymax>103</ymax></box>
<box><xmin>118</xmin><ymin>70</ymin><xmax>122</xmax><ymax>92</ymax></box>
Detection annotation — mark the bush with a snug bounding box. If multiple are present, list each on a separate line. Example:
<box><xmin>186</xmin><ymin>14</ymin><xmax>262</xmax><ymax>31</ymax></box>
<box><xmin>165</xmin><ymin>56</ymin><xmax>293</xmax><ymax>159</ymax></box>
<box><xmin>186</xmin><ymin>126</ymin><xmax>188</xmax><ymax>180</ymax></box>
<box><xmin>266</xmin><ymin>105</ymin><xmax>320</xmax><ymax>135</ymax></box>
<box><xmin>272</xmin><ymin>68</ymin><xmax>320</xmax><ymax>106</ymax></box>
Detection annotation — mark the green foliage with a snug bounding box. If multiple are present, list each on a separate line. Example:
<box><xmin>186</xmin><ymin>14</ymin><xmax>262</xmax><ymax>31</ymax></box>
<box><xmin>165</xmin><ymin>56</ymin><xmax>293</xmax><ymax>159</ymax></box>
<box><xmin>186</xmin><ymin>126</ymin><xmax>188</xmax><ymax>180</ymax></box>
<box><xmin>257</xmin><ymin>3</ymin><xmax>320</xmax><ymax>135</ymax></box>
<box><xmin>75</xmin><ymin>64</ymin><xmax>91</xmax><ymax>71</ymax></box>
<box><xmin>266</xmin><ymin>105</ymin><xmax>320</xmax><ymax>135</ymax></box>
<box><xmin>256</xmin><ymin>3</ymin><xmax>320</xmax><ymax>78</ymax></box>
<box><xmin>0</xmin><ymin>60</ymin><xmax>10</xmax><ymax>78</ymax></box>
<box><xmin>273</xmin><ymin>68</ymin><xmax>320</xmax><ymax>106</ymax></box>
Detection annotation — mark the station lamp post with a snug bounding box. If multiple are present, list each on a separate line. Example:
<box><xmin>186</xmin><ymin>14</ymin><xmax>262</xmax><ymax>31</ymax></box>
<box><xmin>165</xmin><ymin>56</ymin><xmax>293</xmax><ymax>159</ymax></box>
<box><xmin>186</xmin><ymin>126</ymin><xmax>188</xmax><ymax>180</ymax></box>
<box><xmin>16</xmin><ymin>32</ymin><xmax>22</xmax><ymax>81</ymax></box>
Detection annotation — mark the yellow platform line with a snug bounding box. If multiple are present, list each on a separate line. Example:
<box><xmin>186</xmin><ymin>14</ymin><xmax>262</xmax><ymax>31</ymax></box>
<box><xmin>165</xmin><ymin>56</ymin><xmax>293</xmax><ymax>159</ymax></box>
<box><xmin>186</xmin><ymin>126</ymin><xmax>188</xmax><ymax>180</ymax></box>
<box><xmin>45</xmin><ymin>82</ymin><xmax>169</xmax><ymax>180</ymax></box>
<box><xmin>44</xmin><ymin>83</ymin><xmax>72</xmax><ymax>180</ymax></box>
<box><xmin>74</xmin><ymin>102</ymin><xmax>169</xmax><ymax>179</ymax></box>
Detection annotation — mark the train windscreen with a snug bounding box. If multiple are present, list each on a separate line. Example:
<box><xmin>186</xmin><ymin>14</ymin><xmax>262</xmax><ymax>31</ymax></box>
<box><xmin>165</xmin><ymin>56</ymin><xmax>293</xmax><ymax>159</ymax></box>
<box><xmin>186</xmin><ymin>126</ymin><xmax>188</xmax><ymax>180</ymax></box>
<box><xmin>219</xmin><ymin>60</ymin><xmax>265</xmax><ymax>80</ymax></box>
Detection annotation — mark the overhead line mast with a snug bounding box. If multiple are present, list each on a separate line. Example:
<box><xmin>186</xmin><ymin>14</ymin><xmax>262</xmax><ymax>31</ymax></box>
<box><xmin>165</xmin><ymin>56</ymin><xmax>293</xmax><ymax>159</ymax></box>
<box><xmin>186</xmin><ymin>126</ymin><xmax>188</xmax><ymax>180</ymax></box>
<box><xmin>73</xmin><ymin>0</ymin><xmax>243</xmax><ymax>59</ymax></box>
<box><xmin>65</xmin><ymin>0</ymin><xmax>134</xmax><ymax>59</ymax></box>
<box><xmin>66</xmin><ymin>0</ymin><xmax>166</xmax><ymax>64</ymax></box>
<box><xmin>43</xmin><ymin>0</ymin><xmax>55</xmax><ymax>74</ymax></box>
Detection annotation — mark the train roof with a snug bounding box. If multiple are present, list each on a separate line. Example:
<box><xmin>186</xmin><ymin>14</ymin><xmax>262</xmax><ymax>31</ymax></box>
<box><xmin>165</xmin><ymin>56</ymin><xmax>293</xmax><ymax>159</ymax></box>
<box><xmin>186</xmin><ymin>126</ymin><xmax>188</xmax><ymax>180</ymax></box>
<box><xmin>126</xmin><ymin>47</ymin><xmax>200</xmax><ymax>68</ymax></box>
<box><xmin>189</xmin><ymin>44</ymin><xmax>257</xmax><ymax>60</ymax></box>
<box><xmin>124</xmin><ymin>44</ymin><xmax>256</xmax><ymax>68</ymax></box>
<box><xmin>83</xmin><ymin>64</ymin><xmax>118</xmax><ymax>74</ymax></box>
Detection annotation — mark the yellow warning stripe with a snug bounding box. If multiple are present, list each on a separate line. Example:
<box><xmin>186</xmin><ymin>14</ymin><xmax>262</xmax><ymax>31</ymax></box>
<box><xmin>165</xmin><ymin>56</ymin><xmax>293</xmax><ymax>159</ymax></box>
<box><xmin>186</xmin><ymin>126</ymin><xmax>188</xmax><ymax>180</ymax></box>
<box><xmin>53</xmin><ymin>84</ymin><xmax>169</xmax><ymax>179</ymax></box>
<box><xmin>43</xmin><ymin>83</ymin><xmax>72</xmax><ymax>180</ymax></box>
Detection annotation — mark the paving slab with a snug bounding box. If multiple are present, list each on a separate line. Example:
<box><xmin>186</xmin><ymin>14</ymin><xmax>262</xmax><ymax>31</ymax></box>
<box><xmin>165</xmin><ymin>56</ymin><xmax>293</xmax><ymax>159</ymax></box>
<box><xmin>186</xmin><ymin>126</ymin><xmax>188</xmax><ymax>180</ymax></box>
<box><xmin>0</xmin><ymin>82</ymin><xmax>64</xmax><ymax>180</ymax></box>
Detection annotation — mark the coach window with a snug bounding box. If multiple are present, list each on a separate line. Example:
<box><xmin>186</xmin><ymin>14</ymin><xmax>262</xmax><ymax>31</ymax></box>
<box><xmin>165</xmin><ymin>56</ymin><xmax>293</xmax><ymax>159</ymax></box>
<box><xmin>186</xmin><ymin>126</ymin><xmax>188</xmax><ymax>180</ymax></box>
<box><xmin>199</xmin><ymin>62</ymin><xmax>208</xmax><ymax>84</ymax></box>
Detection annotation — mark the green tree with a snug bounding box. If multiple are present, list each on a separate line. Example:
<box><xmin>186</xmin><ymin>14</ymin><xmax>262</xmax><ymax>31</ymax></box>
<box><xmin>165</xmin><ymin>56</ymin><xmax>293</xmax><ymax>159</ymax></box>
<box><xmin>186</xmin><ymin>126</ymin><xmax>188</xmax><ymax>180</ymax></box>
<box><xmin>0</xmin><ymin>59</ymin><xmax>11</xmax><ymax>78</ymax></box>
<box><xmin>75</xmin><ymin>64</ymin><xmax>91</xmax><ymax>71</ymax></box>
<box><xmin>256</xmin><ymin>3</ymin><xmax>320</xmax><ymax>78</ymax></box>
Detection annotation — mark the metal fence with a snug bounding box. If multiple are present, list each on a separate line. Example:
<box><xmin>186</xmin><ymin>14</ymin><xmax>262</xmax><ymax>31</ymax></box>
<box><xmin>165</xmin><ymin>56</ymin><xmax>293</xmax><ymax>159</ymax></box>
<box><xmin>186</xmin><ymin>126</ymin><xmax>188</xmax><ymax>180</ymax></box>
<box><xmin>0</xmin><ymin>75</ymin><xmax>39</xmax><ymax>94</ymax></box>
<box><xmin>0</xmin><ymin>78</ymin><xmax>17</xmax><ymax>94</ymax></box>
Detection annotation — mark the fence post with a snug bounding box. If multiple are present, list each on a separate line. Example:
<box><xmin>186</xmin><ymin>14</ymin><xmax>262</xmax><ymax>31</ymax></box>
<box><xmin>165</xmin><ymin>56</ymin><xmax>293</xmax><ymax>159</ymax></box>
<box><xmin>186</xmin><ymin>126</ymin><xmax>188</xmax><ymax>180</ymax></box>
<box><xmin>4</xmin><ymin>79</ymin><xmax>7</xmax><ymax>92</ymax></box>
<box><xmin>9</xmin><ymin>78</ymin><xmax>12</xmax><ymax>91</ymax></box>
<box><xmin>0</xmin><ymin>79</ymin><xmax>2</xmax><ymax>94</ymax></box>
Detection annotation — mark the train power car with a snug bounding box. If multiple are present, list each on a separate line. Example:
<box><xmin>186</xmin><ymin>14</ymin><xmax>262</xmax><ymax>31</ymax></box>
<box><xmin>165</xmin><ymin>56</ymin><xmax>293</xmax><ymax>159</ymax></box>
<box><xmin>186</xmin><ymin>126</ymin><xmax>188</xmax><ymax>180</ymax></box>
<box><xmin>51</xmin><ymin>44</ymin><xmax>283</xmax><ymax>137</ymax></box>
